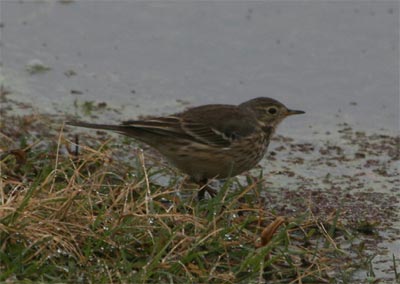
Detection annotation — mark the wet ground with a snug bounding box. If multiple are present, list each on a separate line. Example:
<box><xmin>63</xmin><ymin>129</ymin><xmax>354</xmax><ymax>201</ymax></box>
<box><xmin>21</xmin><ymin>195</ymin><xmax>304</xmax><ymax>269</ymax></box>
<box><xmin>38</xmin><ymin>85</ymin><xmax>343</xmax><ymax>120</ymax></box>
<box><xmin>1</xmin><ymin>1</ymin><xmax>399</xmax><ymax>282</ymax></box>
<box><xmin>262</xmin><ymin>131</ymin><xmax>399</xmax><ymax>282</ymax></box>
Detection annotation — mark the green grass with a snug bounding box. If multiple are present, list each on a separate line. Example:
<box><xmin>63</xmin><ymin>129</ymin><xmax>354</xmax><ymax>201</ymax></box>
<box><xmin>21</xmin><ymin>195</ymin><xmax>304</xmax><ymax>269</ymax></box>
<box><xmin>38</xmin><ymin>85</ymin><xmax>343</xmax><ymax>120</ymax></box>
<box><xmin>0</xmin><ymin>112</ymin><xmax>398</xmax><ymax>283</ymax></box>
<box><xmin>25</xmin><ymin>61</ymin><xmax>51</xmax><ymax>75</ymax></box>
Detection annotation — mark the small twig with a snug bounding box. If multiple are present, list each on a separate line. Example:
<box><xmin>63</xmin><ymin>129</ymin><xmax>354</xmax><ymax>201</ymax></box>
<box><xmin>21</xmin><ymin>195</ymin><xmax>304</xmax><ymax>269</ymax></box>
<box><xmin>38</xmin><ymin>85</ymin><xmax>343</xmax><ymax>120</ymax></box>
<box><xmin>50</xmin><ymin>122</ymin><xmax>65</xmax><ymax>193</ymax></box>
<box><xmin>138</xmin><ymin>150</ymin><xmax>152</xmax><ymax>215</ymax></box>
<box><xmin>393</xmin><ymin>253</ymin><xmax>399</xmax><ymax>281</ymax></box>
<box><xmin>74</xmin><ymin>134</ymin><xmax>79</xmax><ymax>156</ymax></box>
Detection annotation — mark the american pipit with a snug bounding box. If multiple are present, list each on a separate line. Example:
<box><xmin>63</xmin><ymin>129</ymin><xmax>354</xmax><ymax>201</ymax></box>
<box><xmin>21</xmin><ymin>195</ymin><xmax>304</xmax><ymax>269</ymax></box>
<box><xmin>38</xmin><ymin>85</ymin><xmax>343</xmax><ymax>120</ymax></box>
<box><xmin>67</xmin><ymin>97</ymin><xmax>304</xmax><ymax>199</ymax></box>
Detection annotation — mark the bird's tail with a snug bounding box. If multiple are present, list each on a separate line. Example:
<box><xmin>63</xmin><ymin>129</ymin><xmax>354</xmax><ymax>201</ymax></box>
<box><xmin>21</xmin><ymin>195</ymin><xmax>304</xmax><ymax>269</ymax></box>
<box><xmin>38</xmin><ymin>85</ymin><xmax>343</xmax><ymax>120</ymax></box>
<box><xmin>66</xmin><ymin>120</ymin><xmax>175</xmax><ymax>146</ymax></box>
<box><xmin>67</xmin><ymin>117</ymin><xmax>186</xmax><ymax>143</ymax></box>
<box><xmin>66</xmin><ymin>120</ymin><xmax>127</xmax><ymax>132</ymax></box>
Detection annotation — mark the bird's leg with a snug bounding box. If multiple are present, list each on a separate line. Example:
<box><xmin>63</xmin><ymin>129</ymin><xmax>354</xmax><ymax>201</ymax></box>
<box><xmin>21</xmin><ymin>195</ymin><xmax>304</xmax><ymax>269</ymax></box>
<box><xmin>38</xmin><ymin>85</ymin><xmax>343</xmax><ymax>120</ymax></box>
<box><xmin>197</xmin><ymin>179</ymin><xmax>217</xmax><ymax>200</ymax></box>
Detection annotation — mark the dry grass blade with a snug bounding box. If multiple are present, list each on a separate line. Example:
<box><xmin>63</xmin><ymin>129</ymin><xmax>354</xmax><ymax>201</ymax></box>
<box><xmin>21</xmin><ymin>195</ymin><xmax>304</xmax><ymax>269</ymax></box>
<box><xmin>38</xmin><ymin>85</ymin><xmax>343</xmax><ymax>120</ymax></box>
<box><xmin>258</xmin><ymin>216</ymin><xmax>286</xmax><ymax>247</ymax></box>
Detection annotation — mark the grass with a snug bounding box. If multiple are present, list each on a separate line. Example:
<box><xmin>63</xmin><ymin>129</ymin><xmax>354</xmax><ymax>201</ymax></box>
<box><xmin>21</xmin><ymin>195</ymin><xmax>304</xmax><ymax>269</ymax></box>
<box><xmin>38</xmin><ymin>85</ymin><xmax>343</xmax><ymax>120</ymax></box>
<box><xmin>25</xmin><ymin>60</ymin><xmax>51</xmax><ymax>75</ymax></box>
<box><xmin>0</xmin><ymin>109</ymin><xmax>399</xmax><ymax>283</ymax></box>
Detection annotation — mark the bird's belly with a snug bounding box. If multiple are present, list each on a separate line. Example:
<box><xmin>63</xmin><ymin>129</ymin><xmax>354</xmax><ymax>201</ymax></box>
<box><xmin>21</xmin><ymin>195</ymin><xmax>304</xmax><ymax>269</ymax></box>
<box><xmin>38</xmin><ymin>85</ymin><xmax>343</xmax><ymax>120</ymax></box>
<box><xmin>160</xmin><ymin>136</ymin><xmax>269</xmax><ymax>181</ymax></box>
<box><xmin>169</xmin><ymin>154</ymin><xmax>238</xmax><ymax>181</ymax></box>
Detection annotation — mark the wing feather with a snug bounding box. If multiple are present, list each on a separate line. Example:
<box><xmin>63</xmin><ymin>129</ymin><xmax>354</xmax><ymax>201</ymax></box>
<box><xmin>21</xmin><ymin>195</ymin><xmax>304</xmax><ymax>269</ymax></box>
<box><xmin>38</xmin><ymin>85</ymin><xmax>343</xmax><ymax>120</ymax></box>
<box><xmin>120</xmin><ymin>105</ymin><xmax>258</xmax><ymax>148</ymax></box>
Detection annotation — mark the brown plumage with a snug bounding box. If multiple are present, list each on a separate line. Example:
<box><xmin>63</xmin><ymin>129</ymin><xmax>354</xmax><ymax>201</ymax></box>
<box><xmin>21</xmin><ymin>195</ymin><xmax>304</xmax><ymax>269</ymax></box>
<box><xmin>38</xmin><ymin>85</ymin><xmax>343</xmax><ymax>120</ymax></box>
<box><xmin>67</xmin><ymin>97</ymin><xmax>304</xmax><ymax>199</ymax></box>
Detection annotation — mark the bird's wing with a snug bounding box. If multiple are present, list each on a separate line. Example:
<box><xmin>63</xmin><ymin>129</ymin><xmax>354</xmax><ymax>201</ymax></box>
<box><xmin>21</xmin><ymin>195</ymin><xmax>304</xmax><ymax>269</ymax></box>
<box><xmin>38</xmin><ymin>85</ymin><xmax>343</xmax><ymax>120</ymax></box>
<box><xmin>180</xmin><ymin>105</ymin><xmax>257</xmax><ymax>147</ymax></box>
<box><xmin>122</xmin><ymin>105</ymin><xmax>258</xmax><ymax>148</ymax></box>
<box><xmin>121</xmin><ymin>116</ymin><xmax>193</xmax><ymax>141</ymax></box>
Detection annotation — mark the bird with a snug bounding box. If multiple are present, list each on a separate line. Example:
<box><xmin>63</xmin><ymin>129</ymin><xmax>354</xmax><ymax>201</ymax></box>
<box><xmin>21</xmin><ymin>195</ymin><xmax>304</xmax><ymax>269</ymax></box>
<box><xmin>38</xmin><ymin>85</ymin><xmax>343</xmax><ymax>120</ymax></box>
<box><xmin>67</xmin><ymin>97</ymin><xmax>304</xmax><ymax>199</ymax></box>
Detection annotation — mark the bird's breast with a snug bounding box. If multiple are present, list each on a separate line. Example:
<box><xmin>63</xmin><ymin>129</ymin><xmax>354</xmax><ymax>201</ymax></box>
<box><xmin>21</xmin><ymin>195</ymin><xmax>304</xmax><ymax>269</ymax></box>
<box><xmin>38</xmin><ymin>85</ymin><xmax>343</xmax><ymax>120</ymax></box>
<box><xmin>155</xmin><ymin>131</ymin><xmax>270</xmax><ymax>181</ymax></box>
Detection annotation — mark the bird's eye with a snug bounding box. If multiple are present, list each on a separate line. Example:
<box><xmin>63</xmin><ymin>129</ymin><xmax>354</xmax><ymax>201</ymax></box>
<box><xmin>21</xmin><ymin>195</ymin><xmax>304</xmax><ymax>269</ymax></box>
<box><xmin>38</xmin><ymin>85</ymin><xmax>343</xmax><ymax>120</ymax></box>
<box><xmin>267</xmin><ymin>107</ymin><xmax>277</xmax><ymax>115</ymax></box>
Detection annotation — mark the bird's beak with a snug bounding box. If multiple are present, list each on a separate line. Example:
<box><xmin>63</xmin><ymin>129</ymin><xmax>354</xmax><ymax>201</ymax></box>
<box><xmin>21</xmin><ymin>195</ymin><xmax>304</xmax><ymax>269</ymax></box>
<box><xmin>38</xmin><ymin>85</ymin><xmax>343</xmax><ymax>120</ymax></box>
<box><xmin>287</xmin><ymin>109</ymin><xmax>305</xmax><ymax>115</ymax></box>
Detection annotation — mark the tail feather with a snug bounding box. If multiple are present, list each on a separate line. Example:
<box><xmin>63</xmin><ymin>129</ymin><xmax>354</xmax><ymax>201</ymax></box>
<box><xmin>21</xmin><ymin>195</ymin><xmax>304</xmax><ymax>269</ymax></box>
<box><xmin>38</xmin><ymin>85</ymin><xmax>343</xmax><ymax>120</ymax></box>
<box><xmin>66</xmin><ymin>120</ymin><xmax>127</xmax><ymax>132</ymax></box>
<box><xmin>66</xmin><ymin>118</ymin><xmax>192</xmax><ymax>144</ymax></box>
<box><xmin>68</xmin><ymin>116</ymin><xmax>184</xmax><ymax>135</ymax></box>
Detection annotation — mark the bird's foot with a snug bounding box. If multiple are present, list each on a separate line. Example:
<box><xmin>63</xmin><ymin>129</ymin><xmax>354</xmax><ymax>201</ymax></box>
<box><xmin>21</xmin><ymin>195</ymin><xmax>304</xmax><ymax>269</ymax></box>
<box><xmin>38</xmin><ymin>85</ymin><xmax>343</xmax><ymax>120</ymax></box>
<box><xmin>197</xmin><ymin>185</ymin><xmax>217</xmax><ymax>200</ymax></box>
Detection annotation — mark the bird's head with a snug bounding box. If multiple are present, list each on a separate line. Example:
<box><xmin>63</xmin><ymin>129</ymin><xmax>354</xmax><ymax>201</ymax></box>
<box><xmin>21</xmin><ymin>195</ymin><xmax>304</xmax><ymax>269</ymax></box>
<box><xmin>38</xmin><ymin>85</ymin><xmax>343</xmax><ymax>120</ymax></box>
<box><xmin>239</xmin><ymin>97</ymin><xmax>305</xmax><ymax>128</ymax></box>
